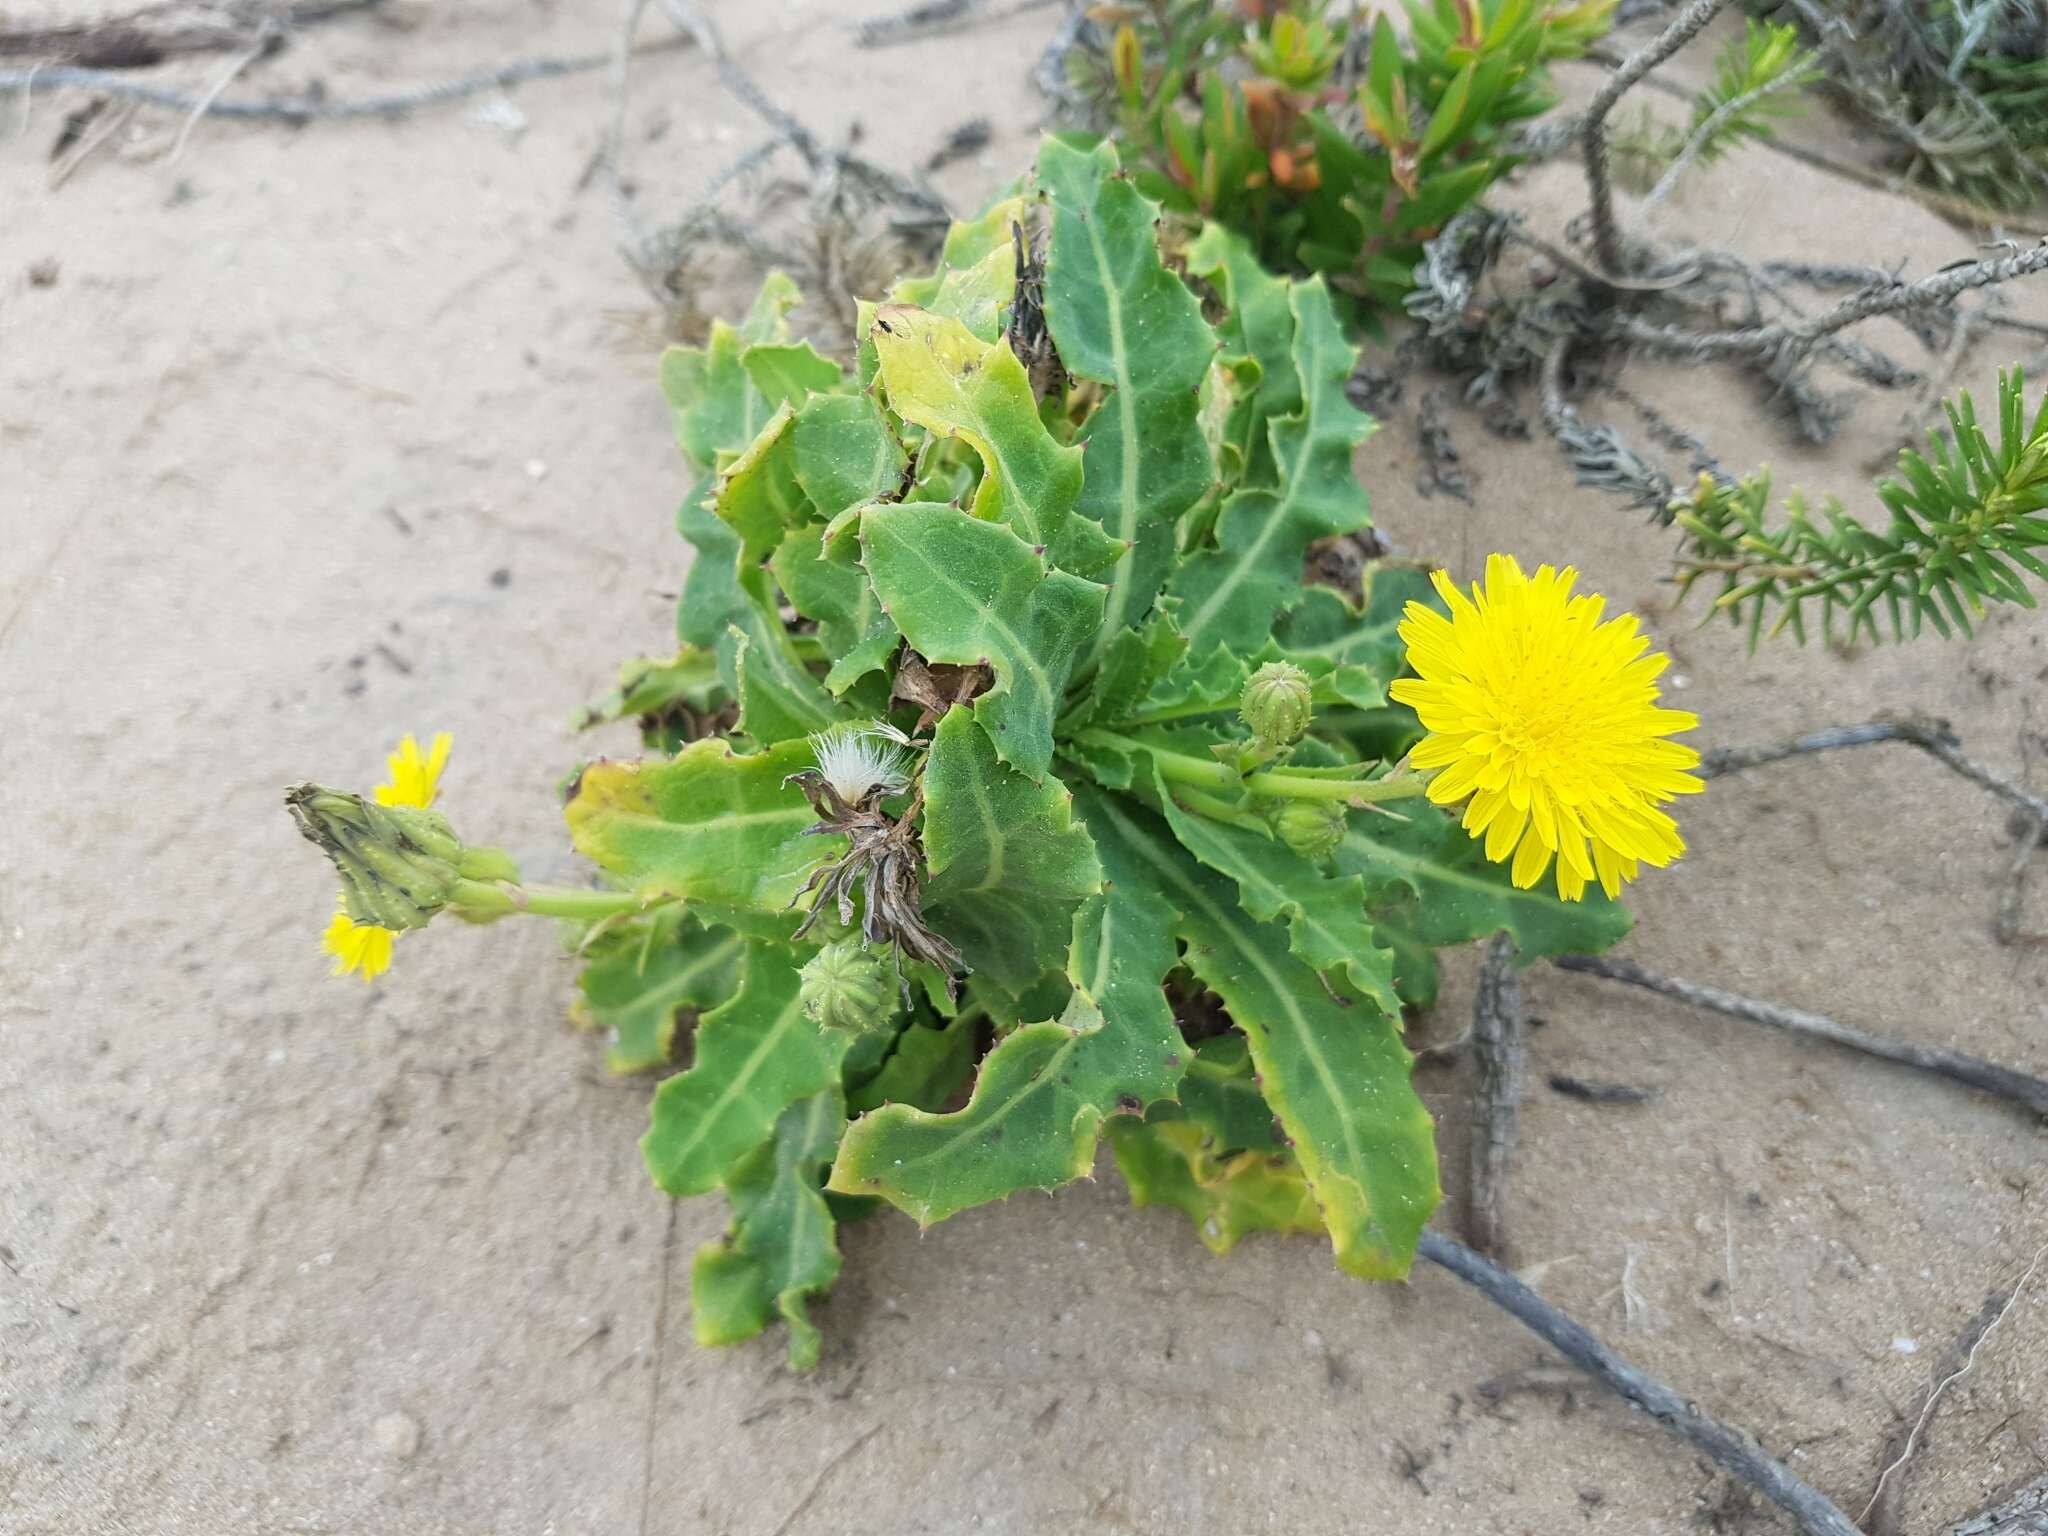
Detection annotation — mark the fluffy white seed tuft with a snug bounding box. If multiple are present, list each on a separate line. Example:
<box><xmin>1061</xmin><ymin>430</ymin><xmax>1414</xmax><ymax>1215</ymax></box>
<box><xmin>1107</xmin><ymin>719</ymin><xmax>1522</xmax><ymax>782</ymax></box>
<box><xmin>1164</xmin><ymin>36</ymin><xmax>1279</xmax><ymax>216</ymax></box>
<box><xmin>809</xmin><ymin>722</ymin><xmax>913</xmax><ymax>802</ymax></box>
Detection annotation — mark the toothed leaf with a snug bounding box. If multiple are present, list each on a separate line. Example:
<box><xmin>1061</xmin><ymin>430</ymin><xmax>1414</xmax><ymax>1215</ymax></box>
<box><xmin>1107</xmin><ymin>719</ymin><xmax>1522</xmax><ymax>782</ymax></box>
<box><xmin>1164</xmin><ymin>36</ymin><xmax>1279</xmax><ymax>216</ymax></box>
<box><xmin>566</xmin><ymin>738</ymin><xmax>835</xmax><ymax>916</ymax></box>
<box><xmin>860</xmin><ymin>500</ymin><xmax>1105</xmax><ymax>781</ymax></box>
<box><xmin>643</xmin><ymin>942</ymin><xmax>851</xmax><ymax>1197</ymax></box>
<box><xmin>691</xmin><ymin>1086</ymin><xmax>845</xmax><ymax>1369</ymax></box>
<box><xmin>923</xmin><ymin>706</ymin><xmax>1104</xmax><ymax>997</ymax></box>
<box><xmin>1168</xmin><ymin>280</ymin><xmax>1377</xmax><ymax>657</ymax></box>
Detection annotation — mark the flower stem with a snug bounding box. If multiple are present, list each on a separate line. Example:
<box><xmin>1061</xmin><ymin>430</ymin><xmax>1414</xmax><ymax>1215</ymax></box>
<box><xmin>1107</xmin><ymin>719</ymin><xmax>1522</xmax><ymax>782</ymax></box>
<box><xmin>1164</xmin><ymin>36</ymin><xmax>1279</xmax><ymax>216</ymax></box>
<box><xmin>1078</xmin><ymin>728</ymin><xmax>1431</xmax><ymax>805</ymax></box>
<box><xmin>449</xmin><ymin>879</ymin><xmax>676</xmax><ymax>923</ymax></box>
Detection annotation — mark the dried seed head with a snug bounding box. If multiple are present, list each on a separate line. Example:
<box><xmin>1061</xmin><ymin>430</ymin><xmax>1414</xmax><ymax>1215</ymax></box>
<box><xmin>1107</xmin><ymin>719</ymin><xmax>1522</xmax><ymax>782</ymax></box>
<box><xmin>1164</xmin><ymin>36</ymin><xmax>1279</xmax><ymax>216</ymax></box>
<box><xmin>808</xmin><ymin>722</ymin><xmax>912</xmax><ymax>805</ymax></box>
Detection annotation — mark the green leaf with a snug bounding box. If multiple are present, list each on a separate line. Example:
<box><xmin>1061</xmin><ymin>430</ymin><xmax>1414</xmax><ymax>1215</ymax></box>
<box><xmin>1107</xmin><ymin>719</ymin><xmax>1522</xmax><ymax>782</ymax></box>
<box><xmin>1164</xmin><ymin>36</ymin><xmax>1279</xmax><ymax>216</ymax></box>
<box><xmin>572</xmin><ymin>647</ymin><xmax>724</xmax><ymax>737</ymax></box>
<box><xmin>643</xmin><ymin>942</ymin><xmax>851</xmax><ymax>1196</ymax></box>
<box><xmin>1273</xmin><ymin>565</ymin><xmax>1434</xmax><ymax>684</ymax></box>
<box><xmin>1109</xmin><ymin>1118</ymin><xmax>1322</xmax><ymax>1255</ymax></box>
<box><xmin>1172</xmin><ymin>1035</ymin><xmax>1282</xmax><ymax>1152</ymax></box>
<box><xmin>870</xmin><ymin>305</ymin><xmax>1084</xmax><ymax>552</ymax></box>
<box><xmin>1146</xmin><ymin>759</ymin><xmax>1402</xmax><ymax>1016</ymax></box>
<box><xmin>573</xmin><ymin>909</ymin><xmax>744</xmax><ymax>1074</ymax></box>
<box><xmin>1185</xmin><ymin>222</ymin><xmax>1301</xmax><ymax>486</ymax></box>
<box><xmin>1079</xmin><ymin>790</ymin><xmax>1438</xmax><ymax>1279</ymax></box>
<box><xmin>889</xmin><ymin>193</ymin><xmax>1027</xmax><ymax>342</ymax></box>
<box><xmin>848</xmin><ymin>1014</ymin><xmax>980</xmax><ymax>1115</ymax></box>
<box><xmin>1168</xmin><ymin>279</ymin><xmax>1377</xmax><ymax>657</ymax></box>
<box><xmin>828</xmin><ymin>986</ymin><xmax>1182</xmax><ymax>1224</ymax></box>
<box><xmin>860</xmin><ymin>500</ymin><xmax>1105</xmax><ymax>781</ymax></box>
<box><xmin>790</xmin><ymin>392</ymin><xmax>907</xmax><ymax>520</ymax></box>
<box><xmin>1335</xmin><ymin>809</ymin><xmax>1633</xmax><ymax>1008</ymax></box>
<box><xmin>923</xmin><ymin>706</ymin><xmax>1104</xmax><ymax>996</ymax></box>
<box><xmin>566</xmin><ymin>737</ymin><xmax>837</xmax><ymax>916</ymax></box>
<box><xmin>1064</xmin><ymin>611</ymin><xmax>1190</xmax><ymax>731</ymax></box>
<box><xmin>691</xmin><ymin>1086</ymin><xmax>845</xmax><ymax>1369</ymax></box>
<box><xmin>676</xmin><ymin>484</ymin><xmax>750</xmax><ymax>649</ymax></box>
<box><xmin>712</xmin><ymin>404</ymin><xmax>807</xmax><ymax>566</ymax></box>
<box><xmin>770</xmin><ymin>525</ymin><xmax>900</xmax><ymax>697</ymax></box>
<box><xmin>660</xmin><ymin>321</ymin><xmax>773</xmax><ymax>475</ymax></box>
<box><xmin>1036</xmin><ymin>135</ymin><xmax>1217</xmax><ymax>663</ymax></box>
<box><xmin>742</xmin><ymin>342</ymin><xmax>844</xmax><ymax>408</ymax></box>
<box><xmin>718</xmin><ymin>601</ymin><xmax>845</xmax><ymax>745</ymax></box>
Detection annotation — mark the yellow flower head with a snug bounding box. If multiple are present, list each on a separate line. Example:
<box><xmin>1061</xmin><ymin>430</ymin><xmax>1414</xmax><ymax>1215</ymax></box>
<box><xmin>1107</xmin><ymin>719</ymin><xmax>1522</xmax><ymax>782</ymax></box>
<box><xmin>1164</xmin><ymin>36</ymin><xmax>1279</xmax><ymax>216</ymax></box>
<box><xmin>323</xmin><ymin>897</ymin><xmax>396</xmax><ymax>980</ymax></box>
<box><xmin>1389</xmin><ymin>555</ymin><xmax>1703</xmax><ymax>902</ymax></box>
<box><xmin>375</xmin><ymin>732</ymin><xmax>452</xmax><ymax>810</ymax></box>
<box><xmin>322</xmin><ymin>732</ymin><xmax>451</xmax><ymax>981</ymax></box>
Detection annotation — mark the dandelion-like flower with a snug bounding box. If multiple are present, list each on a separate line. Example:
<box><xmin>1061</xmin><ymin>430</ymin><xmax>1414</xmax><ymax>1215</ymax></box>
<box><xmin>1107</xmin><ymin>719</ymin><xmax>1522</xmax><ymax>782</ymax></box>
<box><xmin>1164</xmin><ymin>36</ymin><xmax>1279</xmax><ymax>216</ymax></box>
<box><xmin>322</xmin><ymin>732</ymin><xmax>451</xmax><ymax>979</ymax></box>
<box><xmin>1388</xmin><ymin>555</ymin><xmax>1703</xmax><ymax>902</ymax></box>
<box><xmin>808</xmin><ymin>722</ymin><xmax>913</xmax><ymax>805</ymax></box>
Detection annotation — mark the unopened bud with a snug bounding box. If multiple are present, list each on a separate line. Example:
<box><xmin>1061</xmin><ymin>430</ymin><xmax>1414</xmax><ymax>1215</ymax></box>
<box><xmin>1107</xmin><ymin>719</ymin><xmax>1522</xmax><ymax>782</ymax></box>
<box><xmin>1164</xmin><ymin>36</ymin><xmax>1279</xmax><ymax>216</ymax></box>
<box><xmin>798</xmin><ymin>940</ymin><xmax>897</xmax><ymax>1035</ymax></box>
<box><xmin>286</xmin><ymin>785</ymin><xmax>512</xmax><ymax>930</ymax></box>
<box><xmin>1274</xmin><ymin>799</ymin><xmax>1345</xmax><ymax>862</ymax></box>
<box><xmin>1240</xmin><ymin>660</ymin><xmax>1313</xmax><ymax>748</ymax></box>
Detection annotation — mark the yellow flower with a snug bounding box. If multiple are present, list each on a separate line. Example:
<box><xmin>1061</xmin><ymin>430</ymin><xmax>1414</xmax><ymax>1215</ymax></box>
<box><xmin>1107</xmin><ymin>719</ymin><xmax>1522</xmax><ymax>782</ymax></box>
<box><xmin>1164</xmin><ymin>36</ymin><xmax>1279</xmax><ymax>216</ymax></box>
<box><xmin>322</xmin><ymin>732</ymin><xmax>451</xmax><ymax>980</ymax></box>
<box><xmin>1389</xmin><ymin>555</ymin><xmax>1703</xmax><ymax>902</ymax></box>
<box><xmin>374</xmin><ymin>732</ymin><xmax>451</xmax><ymax>810</ymax></box>
<box><xmin>323</xmin><ymin>897</ymin><xmax>396</xmax><ymax>980</ymax></box>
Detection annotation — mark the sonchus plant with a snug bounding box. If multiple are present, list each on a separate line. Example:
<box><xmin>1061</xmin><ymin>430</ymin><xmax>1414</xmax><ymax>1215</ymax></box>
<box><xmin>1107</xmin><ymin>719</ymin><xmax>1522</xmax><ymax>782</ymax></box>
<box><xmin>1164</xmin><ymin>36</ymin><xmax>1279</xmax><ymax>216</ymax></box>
<box><xmin>287</xmin><ymin>137</ymin><xmax>1702</xmax><ymax>1368</ymax></box>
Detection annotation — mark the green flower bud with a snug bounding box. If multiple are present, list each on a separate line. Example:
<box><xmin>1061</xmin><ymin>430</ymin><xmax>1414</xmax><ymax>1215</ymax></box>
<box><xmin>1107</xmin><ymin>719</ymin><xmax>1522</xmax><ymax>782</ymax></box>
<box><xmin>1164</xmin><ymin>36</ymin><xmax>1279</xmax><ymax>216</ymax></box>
<box><xmin>286</xmin><ymin>785</ymin><xmax>513</xmax><ymax>930</ymax></box>
<box><xmin>799</xmin><ymin>940</ymin><xmax>897</xmax><ymax>1034</ymax></box>
<box><xmin>1240</xmin><ymin>661</ymin><xmax>1313</xmax><ymax>748</ymax></box>
<box><xmin>1274</xmin><ymin>799</ymin><xmax>1345</xmax><ymax>863</ymax></box>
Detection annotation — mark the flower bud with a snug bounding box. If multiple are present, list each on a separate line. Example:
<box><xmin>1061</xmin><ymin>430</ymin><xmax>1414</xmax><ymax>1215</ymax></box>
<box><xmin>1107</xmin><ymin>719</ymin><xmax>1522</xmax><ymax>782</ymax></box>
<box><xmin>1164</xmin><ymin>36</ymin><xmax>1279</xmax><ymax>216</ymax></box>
<box><xmin>799</xmin><ymin>940</ymin><xmax>897</xmax><ymax>1035</ymax></box>
<box><xmin>286</xmin><ymin>785</ymin><xmax>510</xmax><ymax>931</ymax></box>
<box><xmin>1274</xmin><ymin>799</ymin><xmax>1345</xmax><ymax>863</ymax></box>
<box><xmin>1240</xmin><ymin>660</ymin><xmax>1313</xmax><ymax>748</ymax></box>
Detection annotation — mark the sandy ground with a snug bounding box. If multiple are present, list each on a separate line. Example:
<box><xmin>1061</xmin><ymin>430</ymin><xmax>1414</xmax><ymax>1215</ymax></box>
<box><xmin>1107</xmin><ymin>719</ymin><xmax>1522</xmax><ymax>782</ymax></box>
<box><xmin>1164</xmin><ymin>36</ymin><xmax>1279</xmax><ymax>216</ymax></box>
<box><xmin>3</xmin><ymin>3</ymin><xmax>2046</xmax><ymax>1533</ymax></box>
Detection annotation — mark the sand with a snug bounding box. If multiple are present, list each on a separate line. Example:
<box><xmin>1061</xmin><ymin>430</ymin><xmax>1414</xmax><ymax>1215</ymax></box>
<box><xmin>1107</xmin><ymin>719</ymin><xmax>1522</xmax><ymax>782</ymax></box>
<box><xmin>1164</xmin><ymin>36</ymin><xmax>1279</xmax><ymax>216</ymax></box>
<box><xmin>3</xmin><ymin>2</ymin><xmax>2044</xmax><ymax>1532</ymax></box>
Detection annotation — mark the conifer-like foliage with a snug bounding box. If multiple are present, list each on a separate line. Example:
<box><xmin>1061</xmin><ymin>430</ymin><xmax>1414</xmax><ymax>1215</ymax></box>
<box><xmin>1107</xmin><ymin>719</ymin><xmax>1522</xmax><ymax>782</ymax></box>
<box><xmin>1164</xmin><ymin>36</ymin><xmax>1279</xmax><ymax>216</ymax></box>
<box><xmin>1674</xmin><ymin>368</ymin><xmax>2048</xmax><ymax>644</ymax></box>
<box><xmin>558</xmin><ymin>136</ymin><xmax>1636</xmax><ymax>1365</ymax></box>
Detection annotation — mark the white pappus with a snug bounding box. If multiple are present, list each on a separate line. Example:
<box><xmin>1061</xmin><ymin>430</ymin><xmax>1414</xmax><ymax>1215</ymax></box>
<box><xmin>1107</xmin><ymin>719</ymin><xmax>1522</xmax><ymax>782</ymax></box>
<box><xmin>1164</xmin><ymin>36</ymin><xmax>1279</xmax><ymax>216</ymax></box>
<box><xmin>807</xmin><ymin>720</ymin><xmax>915</xmax><ymax>803</ymax></box>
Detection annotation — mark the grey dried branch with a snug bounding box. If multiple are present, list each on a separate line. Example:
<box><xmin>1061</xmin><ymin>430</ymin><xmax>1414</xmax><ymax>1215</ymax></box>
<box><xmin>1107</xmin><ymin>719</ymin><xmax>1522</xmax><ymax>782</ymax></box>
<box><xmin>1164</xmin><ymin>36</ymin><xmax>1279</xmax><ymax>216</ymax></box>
<box><xmin>1465</xmin><ymin>934</ymin><xmax>1525</xmax><ymax>1260</ymax></box>
<box><xmin>1553</xmin><ymin>954</ymin><xmax>2048</xmax><ymax>1120</ymax></box>
<box><xmin>1417</xmin><ymin>1230</ymin><xmax>1865</xmax><ymax>1536</ymax></box>
<box><xmin>0</xmin><ymin>0</ymin><xmax>377</xmax><ymax>69</ymax></box>
<box><xmin>1944</xmin><ymin>1473</ymin><xmax>2048</xmax><ymax>1535</ymax></box>
<box><xmin>1581</xmin><ymin>0</ymin><xmax>1732</xmax><ymax>276</ymax></box>
<box><xmin>854</xmin><ymin>0</ymin><xmax>1058</xmax><ymax>49</ymax></box>
<box><xmin>1697</xmin><ymin>717</ymin><xmax>2048</xmax><ymax>823</ymax></box>
<box><xmin>1865</xmin><ymin>1279</ymin><xmax>2038</xmax><ymax>1536</ymax></box>
<box><xmin>1620</xmin><ymin>246</ymin><xmax>2048</xmax><ymax>368</ymax></box>
<box><xmin>0</xmin><ymin>47</ymin><xmax>655</xmax><ymax>120</ymax></box>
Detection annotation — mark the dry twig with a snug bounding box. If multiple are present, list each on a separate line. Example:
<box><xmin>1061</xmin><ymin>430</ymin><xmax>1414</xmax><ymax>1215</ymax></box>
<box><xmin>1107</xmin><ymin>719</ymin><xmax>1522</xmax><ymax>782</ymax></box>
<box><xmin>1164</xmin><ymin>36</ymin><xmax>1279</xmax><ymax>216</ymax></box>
<box><xmin>1621</xmin><ymin>246</ymin><xmax>2048</xmax><ymax>367</ymax></box>
<box><xmin>1</xmin><ymin>47</ymin><xmax>665</xmax><ymax>121</ymax></box>
<box><xmin>1944</xmin><ymin>1473</ymin><xmax>2048</xmax><ymax>1535</ymax></box>
<box><xmin>0</xmin><ymin>0</ymin><xmax>376</xmax><ymax>68</ymax></box>
<box><xmin>1581</xmin><ymin>0</ymin><xmax>1731</xmax><ymax>276</ymax></box>
<box><xmin>1864</xmin><ymin>1245</ymin><xmax>2048</xmax><ymax>1536</ymax></box>
<box><xmin>1417</xmin><ymin>1230</ymin><xmax>1865</xmax><ymax>1536</ymax></box>
<box><xmin>1554</xmin><ymin>954</ymin><xmax>2048</xmax><ymax>1120</ymax></box>
<box><xmin>1697</xmin><ymin>717</ymin><xmax>2048</xmax><ymax>824</ymax></box>
<box><xmin>1466</xmin><ymin>934</ymin><xmax>1525</xmax><ymax>1260</ymax></box>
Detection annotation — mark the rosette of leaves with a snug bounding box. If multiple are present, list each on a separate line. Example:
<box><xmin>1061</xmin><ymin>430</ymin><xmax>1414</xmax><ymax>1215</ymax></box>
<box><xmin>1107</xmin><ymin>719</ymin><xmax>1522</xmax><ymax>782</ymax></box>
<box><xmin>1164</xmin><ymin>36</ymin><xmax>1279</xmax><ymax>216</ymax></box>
<box><xmin>1074</xmin><ymin>0</ymin><xmax>1613</xmax><ymax>320</ymax></box>
<box><xmin>570</xmin><ymin>135</ymin><xmax>1630</xmax><ymax>1368</ymax></box>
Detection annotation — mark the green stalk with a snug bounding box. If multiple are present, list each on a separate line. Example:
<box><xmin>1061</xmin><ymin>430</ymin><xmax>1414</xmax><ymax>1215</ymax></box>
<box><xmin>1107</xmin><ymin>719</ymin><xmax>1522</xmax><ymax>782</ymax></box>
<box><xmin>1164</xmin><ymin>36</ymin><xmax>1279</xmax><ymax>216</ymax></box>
<box><xmin>1077</xmin><ymin>727</ymin><xmax>1431</xmax><ymax>805</ymax></box>
<box><xmin>449</xmin><ymin>879</ymin><xmax>678</xmax><ymax>923</ymax></box>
